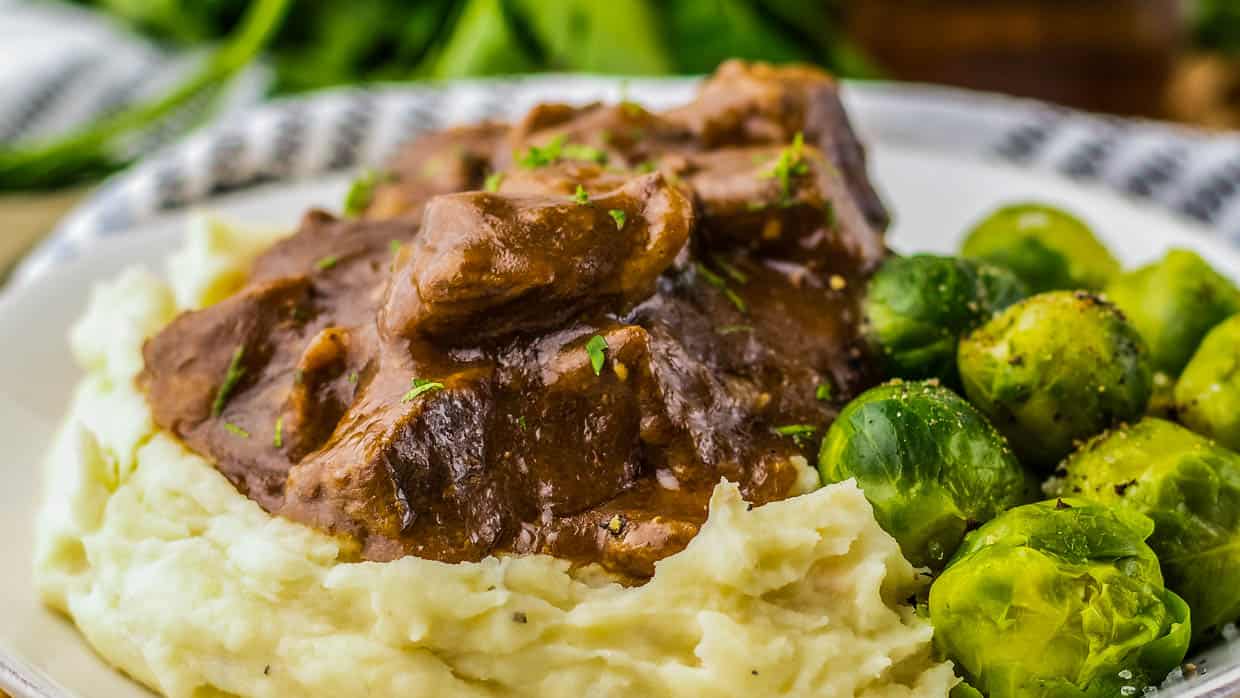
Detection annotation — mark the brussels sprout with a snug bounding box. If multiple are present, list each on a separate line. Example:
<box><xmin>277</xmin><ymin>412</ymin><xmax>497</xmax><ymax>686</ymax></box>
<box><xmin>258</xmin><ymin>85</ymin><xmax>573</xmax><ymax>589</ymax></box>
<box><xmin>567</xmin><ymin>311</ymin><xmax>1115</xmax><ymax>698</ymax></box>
<box><xmin>1175</xmin><ymin>314</ymin><xmax>1240</xmax><ymax>450</ymax></box>
<box><xmin>930</xmin><ymin>499</ymin><xmax>1191</xmax><ymax>698</ymax></box>
<box><xmin>1060</xmin><ymin>418</ymin><xmax>1240</xmax><ymax>644</ymax></box>
<box><xmin>863</xmin><ymin>255</ymin><xmax>1029</xmax><ymax>386</ymax></box>
<box><xmin>818</xmin><ymin>380</ymin><xmax>1038</xmax><ymax>570</ymax></box>
<box><xmin>957</xmin><ymin>291</ymin><xmax>1153</xmax><ymax>471</ymax></box>
<box><xmin>1105</xmin><ymin>249</ymin><xmax>1240</xmax><ymax>376</ymax></box>
<box><xmin>961</xmin><ymin>203</ymin><xmax>1120</xmax><ymax>293</ymax></box>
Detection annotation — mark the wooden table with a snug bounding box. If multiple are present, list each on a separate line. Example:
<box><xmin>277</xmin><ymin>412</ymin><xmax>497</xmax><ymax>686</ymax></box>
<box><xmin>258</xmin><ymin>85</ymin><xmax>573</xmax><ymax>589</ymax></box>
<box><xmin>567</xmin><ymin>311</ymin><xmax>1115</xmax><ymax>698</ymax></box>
<box><xmin>0</xmin><ymin>188</ymin><xmax>87</xmax><ymax>280</ymax></box>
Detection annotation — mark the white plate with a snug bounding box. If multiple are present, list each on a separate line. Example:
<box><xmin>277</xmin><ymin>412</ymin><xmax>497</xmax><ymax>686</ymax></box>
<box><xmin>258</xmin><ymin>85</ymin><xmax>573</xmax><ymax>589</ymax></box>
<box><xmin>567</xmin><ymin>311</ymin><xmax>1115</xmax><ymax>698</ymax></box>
<box><xmin>4</xmin><ymin>144</ymin><xmax>1240</xmax><ymax>698</ymax></box>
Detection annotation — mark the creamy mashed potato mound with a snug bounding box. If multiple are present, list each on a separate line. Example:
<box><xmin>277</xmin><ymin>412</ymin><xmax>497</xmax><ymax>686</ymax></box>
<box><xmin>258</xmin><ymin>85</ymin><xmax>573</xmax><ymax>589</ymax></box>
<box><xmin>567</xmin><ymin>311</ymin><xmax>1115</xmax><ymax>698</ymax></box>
<box><xmin>35</xmin><ymin>217</ymin><xmax>956</xmax><ymax>698</ymax></box>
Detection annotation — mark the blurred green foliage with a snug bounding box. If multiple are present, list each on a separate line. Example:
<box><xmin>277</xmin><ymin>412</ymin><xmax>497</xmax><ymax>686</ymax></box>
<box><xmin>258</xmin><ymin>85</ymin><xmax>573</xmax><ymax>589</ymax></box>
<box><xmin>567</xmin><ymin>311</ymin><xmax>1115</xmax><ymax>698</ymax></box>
<box><xmin>72</xmin><ymin>0</ymin><xmax>871</xmax><ymax>92</ymax></box>
<box><xmin>1197</xmin><ymin>0</ymin><xmax>1240</xmax><ymax>55</ymax></box>
<box><xmin>2</xmin><ymin>0</ymin><xmax>866</xmax><ymax>189</ymax></box>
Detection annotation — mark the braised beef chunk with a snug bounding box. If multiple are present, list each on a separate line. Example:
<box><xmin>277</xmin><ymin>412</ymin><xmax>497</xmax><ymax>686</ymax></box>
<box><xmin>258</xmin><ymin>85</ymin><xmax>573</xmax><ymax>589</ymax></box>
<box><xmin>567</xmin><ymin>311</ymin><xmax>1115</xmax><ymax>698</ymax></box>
<box><xmin>681</xmin><ymin>145</ymin><xmax>884</xmax><ymax>273</ymax></box>
<box><xmin>500</xmin><ymin>102</ymin><xmax>695</xmax><ymax>172</ymax></box>
<box><xmin>666</xmin><ymin>59</ymin><xmax>889</xmax><ymax>230</ymax></box>
<box><xmin>364</xmin><ymin>122</ymin><xmax>509</xmax><ymax>220</ymax></box>
<box><xmin>141</xmin><ymin>61</ymin><xmax>887</xmax><ymax>582</ymax></box>
<box><xmin>381</xmin><ymin>170</ymin><xmax>693</xmax><ymax>343</ymax></box>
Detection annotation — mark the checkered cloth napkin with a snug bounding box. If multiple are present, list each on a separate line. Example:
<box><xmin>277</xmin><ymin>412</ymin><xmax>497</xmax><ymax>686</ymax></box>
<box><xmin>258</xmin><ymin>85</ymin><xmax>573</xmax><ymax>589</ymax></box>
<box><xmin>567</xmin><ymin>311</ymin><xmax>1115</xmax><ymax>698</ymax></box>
<box><xmin>6</xmin><ymin>0</ymin><xmax>1240</xmax><ymax>287</ymax></box>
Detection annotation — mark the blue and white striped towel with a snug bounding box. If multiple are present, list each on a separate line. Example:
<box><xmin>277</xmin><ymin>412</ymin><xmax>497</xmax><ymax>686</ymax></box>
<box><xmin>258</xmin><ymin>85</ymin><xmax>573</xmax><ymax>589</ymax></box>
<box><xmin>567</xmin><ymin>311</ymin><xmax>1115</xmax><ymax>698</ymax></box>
<box><xmin>5</xmin><ymin>1</ymin><xmax>1240</xmax><ymax>286</ymax></box>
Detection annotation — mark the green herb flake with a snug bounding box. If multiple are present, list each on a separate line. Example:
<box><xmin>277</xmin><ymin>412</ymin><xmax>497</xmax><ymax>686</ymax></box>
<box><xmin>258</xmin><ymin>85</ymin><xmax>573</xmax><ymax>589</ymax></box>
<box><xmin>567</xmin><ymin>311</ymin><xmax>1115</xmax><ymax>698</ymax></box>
<box><xmin>273</xmin><ymin>416</ymin><xmax>284</xmax><ymax>448</ymax></box>
<box><xmin>518</xmin><ymin>134</ymin><xmax>566</xmax><ymax>169</ymax></box>
<box><xmin>224</xmin><ymin>422</ymin><xmax>250</xmax><ymax>439</ymax></box>
<box><xmin>635</xmin><ymin>161</ymin><xmax>657</xmax><ymax>174</ymax></box>
<box><xmin>347</xmin><ymin>370</ymin><xmax>359</xmax><ymax>385</ymax></box>
<box><xmin>608</xmin><ymin>209</ymin><xmax>626</xmax><ymax>230</ymax></box>
<box><xmin>563</xmin><ymin>143</ymin><xmax>608</xmax><ymax>165</ymax></box>
<box><xmin>772</xmin><ymin>423</ymin><xmax>818</xmax><ymax>447</ymax></box>
<box><xmin>761</xmin><ymin>132</ymin><xmax>809</xmax><ymax>206</ymax></box>
<box><xmin>573</xmin><ymin>184</ymin><xmax>590</xmax><ymax>205</ymax></box>
<box><xmin>517</xmin><ymin>416</ymin><xmax>527</xmax><ymax>431</ymax></box>
<box><xmin>389</xmin><ymin>239</ymin><xmax>403</xmax><ymax>255</ymax></box>
<box><xmin>695</xmin><ymin>263</ymin><xmax>748</xmax><ymax>313</ymax></box>
<box><xmin>713</xmin><ymin>256</ymin><xmax>749</xmax><ymax>284</ymax></box>
<box><xmin>816</xmin><ymin>383</ymin><xmax>833</xmax><ymax>401</ymax></box>
<box><xmin>718</xmin><ymin>324</ymin><xmax>754</xmax><ymax>335</ymax></box>
<box><xmin>483</xmin><ymin>171</ymin><xmax>504</xmax><ymax>192</ymax></box>
<box><xmin>746</xmin><ymin>201</ymin><xmax>769</xmax><ymax>212</ymax></box>
<box><xmin>723</xmin><ymin>289</ymin><xmax>748</xmax><ymax>313</ymax></box>
<box><xmin>211</xmin><ymin>346</ymin><xmax>247</xmax><ymax>417</ymax></box>
<box><xmin>586</xmin><ymin>335</ymin><xmax>608</xmax><ymax>376</ymax></box>
<box><xmin>343</xmin><ymin>170</ymin><xmax>379</xmax><ymax>217</ymax></box>
<box><xmin>402</xmin><ymin>377</ymin><xmax>445</xmax><ymax>403</ymax></box>
<box><xmin>314</xmin><ymin>255</ymin><xmax>339</xmax><ymax>271</ymax></box>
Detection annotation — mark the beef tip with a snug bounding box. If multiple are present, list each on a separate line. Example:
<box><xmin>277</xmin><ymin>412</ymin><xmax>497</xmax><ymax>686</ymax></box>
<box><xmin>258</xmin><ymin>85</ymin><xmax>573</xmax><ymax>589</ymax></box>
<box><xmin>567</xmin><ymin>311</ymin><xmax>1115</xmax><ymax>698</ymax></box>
<box><xmin>667</xmin><ymin>59</ymin><xmax>889</xmax><ymax>230</ymax></box>
<box><xmin>683</xmin><ymin>145</ymin><xmax>885</xmax><ymax>274</ymax></box>
<box><xmin>381</xmin><ymin>171</ymin><xmax>694</xmax><ymax>343</ymax></box>
<box><xmin>283</xmin><ymin>361</ymin><xmax>502</xmax><ymax>562</ymax></box>
<box><xmin>501</xmin><ymin>102</ymin><xmax>694</xmax><ymax>171</ymax></box>
<box><xmin>365</xmin><ymin>122</ymin><xmax>509</xmax><ymax>219</ymax></box>
<box><xmin>249</xmin><ymin>210</ymin><xmax>415</xmax><ymax>297</ymax></box>
<box><xmin>141</xmin><ymin>276</ymin><xmax>318</xmax><ymax>509</ymax></box>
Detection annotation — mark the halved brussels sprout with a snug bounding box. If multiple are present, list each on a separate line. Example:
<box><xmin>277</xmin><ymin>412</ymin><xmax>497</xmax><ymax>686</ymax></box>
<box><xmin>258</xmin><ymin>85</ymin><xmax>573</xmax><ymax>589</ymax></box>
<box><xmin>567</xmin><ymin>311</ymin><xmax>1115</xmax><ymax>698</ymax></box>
<box><xmin>863</xmin><ymin>254</ymin><xmax>1029</xmax><ymax>386</ymax></box>
<box><xmin>930</xmin><ymin>499</ymin><xmax>1191</xmax><ymax>698</ymax></box>
<box><xmin>1175</xmin><ymin>314</ymin><xmax>1240</xmax><ymax>450</ymax></box>
<box><xmin>818</xmin><ymin>380</ymin><xmax>1038</xmax><ymax>570</ymax></box>
<box><xmin>1060</xmin><ymin>418</ymin><xmax>1240</xmax><ymax>644</ymax></box>
<box><xmin>957</xmin><ymin>291</ymin><xmax>1153</xmax><ymax>471</ymax></box>
<box><xmin>1105</xmin><ymin>249</ymin><xmax>1240</xmax><ymax>376</ymax></box>
<box><xmin>961</xmin><ymin>203</ymin><xmax>1120</xmax><ymax>293</ymax></box>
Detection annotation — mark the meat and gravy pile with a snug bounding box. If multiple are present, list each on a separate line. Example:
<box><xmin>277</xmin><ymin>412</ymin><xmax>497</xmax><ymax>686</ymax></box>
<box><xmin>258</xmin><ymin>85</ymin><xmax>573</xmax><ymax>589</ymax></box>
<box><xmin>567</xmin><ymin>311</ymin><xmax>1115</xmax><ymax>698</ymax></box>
<box><xmin>140</xmin><ymin>60</ymin><xmax>889</xmax><ymax>582</ymax></box>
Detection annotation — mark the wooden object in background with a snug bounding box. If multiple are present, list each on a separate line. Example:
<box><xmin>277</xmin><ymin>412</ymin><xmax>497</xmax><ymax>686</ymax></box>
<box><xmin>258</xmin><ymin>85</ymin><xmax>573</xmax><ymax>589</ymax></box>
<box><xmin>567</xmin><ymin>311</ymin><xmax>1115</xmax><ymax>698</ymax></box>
<box><xmin>0</xmin><ymin>189</ymin><xmax>86</xmax><ymax>280</ymax></box>
<box><xmin>847</xmin><ymin>0</ymin><xmax>1185</xmax><ymax>118</ymax></box>
<box><xmin>1168</xmin><ymin>53</ymin><xmax>1240</xmax><ymax>129</ymax></box>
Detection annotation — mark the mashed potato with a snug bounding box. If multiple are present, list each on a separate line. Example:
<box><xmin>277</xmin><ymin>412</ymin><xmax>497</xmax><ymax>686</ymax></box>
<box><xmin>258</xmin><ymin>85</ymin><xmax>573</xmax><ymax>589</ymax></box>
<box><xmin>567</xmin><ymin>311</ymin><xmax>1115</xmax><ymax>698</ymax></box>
<box><xmin>35</xmin><ymin>216</ymin><xmax>957</xmax><ymax>698</ymax></box>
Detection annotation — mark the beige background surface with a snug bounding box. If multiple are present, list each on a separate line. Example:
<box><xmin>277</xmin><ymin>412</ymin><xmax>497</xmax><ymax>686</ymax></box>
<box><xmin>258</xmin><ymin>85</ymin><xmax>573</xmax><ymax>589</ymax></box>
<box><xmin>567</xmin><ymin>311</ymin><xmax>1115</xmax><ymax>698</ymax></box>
<box><xmin>0</xmin><ymin>191</ymin><xmax>85</xmax><ymax>281</ymax></box>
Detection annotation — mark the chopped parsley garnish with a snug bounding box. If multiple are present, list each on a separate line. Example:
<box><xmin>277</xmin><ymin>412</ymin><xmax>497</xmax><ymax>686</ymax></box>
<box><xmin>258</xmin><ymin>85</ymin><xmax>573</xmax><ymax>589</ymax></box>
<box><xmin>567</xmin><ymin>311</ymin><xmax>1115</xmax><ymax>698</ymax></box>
<box><xmin>573</xmin><ymin>184</ymin><xmax>590</xmax><ymax>205</ymax></box>
<box><xmin>402</xmin><ymin>378</ymin><xmax>445</xmax><ymax>403</ymax></box>
<box><xmin>761</xmin><ymin>132</ymin><xmax>809</xmax><ymax>206</ymax></box>
<box><xmin>517</xmin><ymin>415</ymin><xmax>527</xmax><ymax>431</ymax></box>
<box><xmin>713</xmin><ymin>256</ymin><xmax>749</xmax><ymax>284</ymax></box>
<box><xmin>273</xmin><ymin>416</ymin><xmax>284</xmax><ymax>448</ymax></box>
<box><xmin>718</xmin><ymin>324</ymin><xmax>753</xmax><ymax>335</ymax></box>
<box><xmin>223</xmin><ymin>422</ymin><xmax>250</xmax><ymax>438</ymax></box>
<box><xmin>314</xmin><ymin>255</ymin><xmax>339</xmax><ymax>271</ymax></box>
<box><xmin>823</xmin><ymin>200</ymin><xmax>837</xmax><ymax>228</ymax></box>
<box><xmin>746</xmin><ymin>201</ymin><xmax>769</xmax><ymax>212</ymax></box>
<box><xmin>343</xmin><ymin>170</ymin><xmax>380</xmax><ymax>217</ymax></box>
<box><xmin>389</xmin><ymin>239</ymin><xmax>403</xmax><ymax>254</ymax></box>
<box><xmin>695</xmin><ymin>263</ymin><xmax>748</xmax><ymax>313</ymax></box>
<box><xmin>518</xmin><ymin>135</ymin><xmax>566</xmax><ymax>168</ymax></box>
<box><xmin>608</xmin><ymin>209</ymin><xmax>626</xmax><ymax>230</ymax></box>
<box><xmin>772</xmin><ymin>424</ymin><xmax>818</xmax><ymax>447</ymax></box>
<box><xmin>483</xmin><ymin>171</ymin><xmax>504</xmax><ymax>192</ymax></box>
<box><xmin>635</xmin><ymin>161</ymin><xmax>657</xmax><ymax>174</ymax></box>
<box><xmin>517</xmin><ymin>135</ymin><xmax>608</xmax><ymax>168</ymax></box>
<box><xmin>816</xmin><ymin>383</ymin><xmax>833</xmax><ymax>401</ymax></box>
<box><xmin>347</xmin><ymin>370</ymin><xmax>359</xmax><ymax>384</ymax></box>
<box><xmin>563</xmin><ymin>143</ymin><xmax>608</xmax><ymax>165</ymax></box>
<box><xmin>586</xmin><ymin>335</ymin><xmax>608</xmax><ymax>376</ymax></box>
<box><xmin>211</xmin><ymin>346</ymin><xmax>247</xmax><ymax>417</ymax></box>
